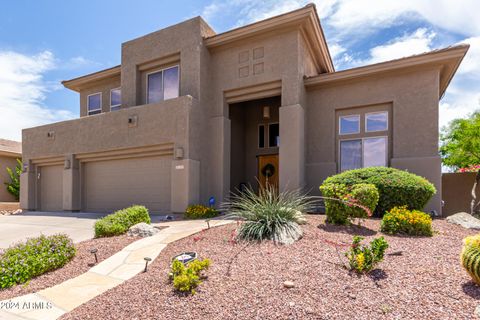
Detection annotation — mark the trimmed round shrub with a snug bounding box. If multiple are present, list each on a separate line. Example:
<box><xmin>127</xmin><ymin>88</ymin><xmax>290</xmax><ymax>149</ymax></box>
<box><xmin>185</xmin><ymin>205</ymin><xmax>218</xmax><ymax>219</ymax></box>
<box><xmin>320</xmin><ymin>183</ymin><xmax>379</xmax><ymax>224</ymax></box>
<box><xmin>95</xmin><ymin>205</ymin><xmax>151</xmax><ymax>237</ymax></box>
<box><xmin>322</xmin><ymin>167</ymin><xmax>436</xmax><ymax>216</ymax></box>
<box><xmin>0</xmin><ymin>234</ymin><xmax>76</xmax><ymax>289</ymax></box>
<box><xmin>381</xmin><ymin>206</ymin><xmax>433</xmax><ymax>236</ymax></box>
<box><xmin>461</xmin><ymin>234</ymin><xmax>480</xmax><ymax>284</ymax></box>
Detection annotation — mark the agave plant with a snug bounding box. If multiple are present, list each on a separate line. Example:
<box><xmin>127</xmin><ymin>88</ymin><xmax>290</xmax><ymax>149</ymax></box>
<box><xmin>222</xmin><ymin>184</ymin><xmax>318</xmax><ymax>245</ymax></box>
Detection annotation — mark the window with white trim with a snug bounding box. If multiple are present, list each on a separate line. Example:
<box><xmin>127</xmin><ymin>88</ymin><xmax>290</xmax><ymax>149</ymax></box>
<box><xmin>87</xmin><ymin>93</ymin><xmax>102</xmax><ymax>115</ymax></box>
<box><xmin>147</xmin><ymin>65</ymin><xmax>179</xmax><ymax>104</ymax></box>
<box><xmin>339</xmin><ymin>115</ymin><xmax>360</xmax><ymax>135</ymax></box>
<box><xmin>365</xmin><ymin>111</ymin><xmax>388</xmax><ymax>132</ymax></box>
<box><xmin>110</xmin><ymin>88</ymin><xmax>121</xmax><ymax>111</ymax></box>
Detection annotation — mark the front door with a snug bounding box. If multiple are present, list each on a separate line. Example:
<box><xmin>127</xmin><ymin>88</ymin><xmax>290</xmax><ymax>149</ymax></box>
<box><xmin>258</xmin><ymin>154</ymin><xmax>279</xmax><ymax>191</ymax></box>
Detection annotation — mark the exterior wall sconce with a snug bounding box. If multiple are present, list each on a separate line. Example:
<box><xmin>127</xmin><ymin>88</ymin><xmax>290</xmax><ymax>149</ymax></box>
<box><xmin>175</xmin><ymin>147</ymin><xmax>184</xmax><ymax>159</ymax></box>
<box><xmin>64</xmin><ymin>159</ymin><xmax>71</xmax><ymax>169</ymax></box>
<box><xmin>263</xmin><ymin>106</ymin><xmax>270</xmax><ymax>119</ymax></box>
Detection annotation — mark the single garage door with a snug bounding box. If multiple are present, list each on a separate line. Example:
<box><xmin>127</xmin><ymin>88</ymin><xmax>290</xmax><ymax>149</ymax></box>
<box><xmin>39</xmin><ymin>164</ymin><xmax>63</xmax><ymax>211</ymax></box>
<box><xmin>83</xmin><ymin>156</ymin><xmax>171</xmax><ymax>213</ymax></box>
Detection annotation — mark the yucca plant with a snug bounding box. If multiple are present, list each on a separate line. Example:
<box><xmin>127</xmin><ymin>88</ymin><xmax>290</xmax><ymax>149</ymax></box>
<box><xmin>223</xmin><ymin>184</ymin><xmax>318</xmax><ymax>245</ymax></box>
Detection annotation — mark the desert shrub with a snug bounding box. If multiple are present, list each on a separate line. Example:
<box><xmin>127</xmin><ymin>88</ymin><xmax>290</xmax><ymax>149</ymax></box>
<box><xmin>223</xmin><ymin>184</ymin><xmax>316</xmax><ymax>244</ymax></box>
<box><xmin>94</xmin><ymin>205</ymin><xmax>151</xmax><ymax>237</ymax></box>
<box><xmin>345</xmin><ymin>236</ymin><xmax>389</xmax><ymax>273</ymax></box>
<box><xmin>322</xmin><ymin>167</ymin><xmax>436</xmax><ymax>216</ymax></box>
<box><xmin>5</xmin><ymin>158</ymin><xmax>21</xmax><ymax>201</ymax></box>
<box><xmin>170</xmin><ymin>258</ymin><xmax>211</xmax><ymax>295</ymax></box>
<box><xmin>320</xmin><ymin>183</ymin><xmax>379</xmax><ymax>225</ymax></box>
<box><xmin>185</xmin><ymin>204</ymin><xmax>218</xmax><ymax>219</ymax></box>
<box><xmin>381</xmin><ymin>206</ymin><xmax>433</xmax><ymax>236</ymax></box>
<box><xmin>0</xmin><ymin>234</ymin><xmax>76</xmax><ymax>289</ymax></box>
<box><xmin>461</xmin><ymin>234</ymin><xmax>480</xmax><ymax>284</ymax></box>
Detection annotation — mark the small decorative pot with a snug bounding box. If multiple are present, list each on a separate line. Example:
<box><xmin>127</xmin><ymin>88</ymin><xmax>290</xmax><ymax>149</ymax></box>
<box><xmin>461</xmin><ymin>235</ymin><xmax>480</xmax><ymax>284</ymax></box>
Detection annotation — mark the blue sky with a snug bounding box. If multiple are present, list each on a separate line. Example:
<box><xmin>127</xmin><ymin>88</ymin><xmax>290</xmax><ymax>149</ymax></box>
<box><xmin>1</xmin><ymin>0</ymin><xmax>479</xmax><ymax>141</ymax></box>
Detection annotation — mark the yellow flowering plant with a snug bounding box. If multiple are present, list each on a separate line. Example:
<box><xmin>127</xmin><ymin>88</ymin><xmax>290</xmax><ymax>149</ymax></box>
<box><xmin>185</xmin><ymin>205</ymin><xmax>218</xmax><ymax>219</ymax></box>
<box><xmin>345</xmin><ymin>236</ymin><xmax>389</xmax><ymax>273</ymax></box>
<box><xmin>381</xmin><ymin>206</ymin><xmax>433</xmax><ymax>236</ymax></box>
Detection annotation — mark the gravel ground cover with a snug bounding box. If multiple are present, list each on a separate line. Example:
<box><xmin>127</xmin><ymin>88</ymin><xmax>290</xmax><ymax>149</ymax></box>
<box><xmin>0</xmin><ymin>234</ymin><xmax>139</xmax><ymax>300</ymax></box>
<box><xmin>62</xmin><ymin>216</ymin><xmax>480</xmax><ymax>320</ymax></box>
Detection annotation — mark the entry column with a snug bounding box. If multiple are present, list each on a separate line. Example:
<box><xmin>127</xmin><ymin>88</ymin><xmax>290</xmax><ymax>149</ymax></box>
<box><xmin>63</xmin><ymin>154</ymin><xmax>80</xmax><ymax>211</ymax></box>
<box><xmin>279</xmin><ymin>104</ymin><xmax>305</xmax><ymax>190</ymax></box>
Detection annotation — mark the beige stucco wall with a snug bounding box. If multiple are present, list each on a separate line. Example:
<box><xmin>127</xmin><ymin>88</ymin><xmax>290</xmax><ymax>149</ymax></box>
<box><xmin>306</xmin><ymin>67</ymin><xmax>442</xmax><ymax>213</ymax></box>
<box><xmin>0</xmin><ymin>155</ymin><xmax>19</xmax><ymax>202</ymax></box>
<box><xmin>442</xmin><ymin>172</ymin><xmax>480</xmax><ymax>216</ymax></box>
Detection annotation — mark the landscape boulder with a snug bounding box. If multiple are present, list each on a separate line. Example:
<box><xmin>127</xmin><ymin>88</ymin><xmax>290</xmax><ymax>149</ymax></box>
<box><xmin>446</xmin><ymin>212</ymin><xmax>480</xmax><ymax>230</ymax></box>
<box><xmin>127</xmin><ymin>222</ymin><xmax>160</xmax><ymax>237</ymax></box>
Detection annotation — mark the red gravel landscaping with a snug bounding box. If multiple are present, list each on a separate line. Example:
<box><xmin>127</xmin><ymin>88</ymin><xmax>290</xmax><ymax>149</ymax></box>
<box><xmin>0</xmin><ymin>235</ymin><xmax>138</xmax><ymax>300</ymax></box>
<box><xmin>62</xmin><ymin>216</ymin><xmax>480</xmax><ymax>320</ymax></box>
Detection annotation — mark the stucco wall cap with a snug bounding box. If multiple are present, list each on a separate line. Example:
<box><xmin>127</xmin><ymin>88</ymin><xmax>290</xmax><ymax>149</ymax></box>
<box><xmin>62</xmin><ymin>65</ymin><xmax>121</xmax><ymax>92</ymax></box>
<box><xmin>304</xmin><ymin>44</ymin><xmax>469</xmax><ymax>98</ymax></box>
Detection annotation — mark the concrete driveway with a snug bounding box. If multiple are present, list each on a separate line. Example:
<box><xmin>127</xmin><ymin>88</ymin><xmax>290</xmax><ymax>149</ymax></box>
<box><xmin>0</xmin><ymin>211</ymin><xmax>105</xmax><ymax>249</ymax></box>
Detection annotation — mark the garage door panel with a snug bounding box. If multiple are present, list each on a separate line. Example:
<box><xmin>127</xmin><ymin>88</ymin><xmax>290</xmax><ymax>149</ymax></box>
<box><xmin>84</xmin><ymin>156</ymin><xmax>171</xmax><ymax>213</ymax></box>
<box><xmin>40</xmin><ymin>165</ymin><xmax>63</xmax><ymax>212</ymax></box>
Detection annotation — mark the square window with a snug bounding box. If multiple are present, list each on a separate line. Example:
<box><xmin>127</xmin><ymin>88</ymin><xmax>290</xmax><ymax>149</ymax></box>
<box><xmin>110</xmin><ymin>88</ymin><xmax>121</xmax><ymax>110</ymax></box>
<box><xmin>339</xmin><ymin>115</ymin><xmax>360</xmax><ymax>135</ymax></box>
<box><xmin>87</xmin><ymin>93</ymin><xmax>102</xmax><ymax>115</ymax></box>
<box><xmin>366</xmin><ymin>112</ymin><xmax>388</xmax><ymax>132</ymax></box>
<box><xmin>363</xmin><ymin>137</ymin><xmax>387</xmax><ymax>167</ymax></box>
<box><xmin>258</xmin><ymin>125</ymin><xmax>265</xmax><ymax>148</ymax></box>
<box><xmin>268</xmin><ymin>123</ymin><xmax>279</xmax><ymax>147</ymax></box>
<box><xmin>340</xmin><ymin>139</ymin><xmax>362</xmax><ymax>171</ymax></box>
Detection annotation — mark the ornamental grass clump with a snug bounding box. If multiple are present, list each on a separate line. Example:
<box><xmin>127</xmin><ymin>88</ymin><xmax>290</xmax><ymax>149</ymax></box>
<box><xmin>345</xmin><ymin>236</ymin><xmax>389</xmax><ymax>273</ymax></box>
<box><xmin>0</xmin><ymin>234</ymin><xmax>76</xmax><ymax>289</ymax></box>
<box><xmin>185</xmin><ymin>204</ymin><xmax>218</xmax><ymax>219</ymax></box>
<box><xmin>223</xmin><ymin>184</ymin><xmax>316</xmax><ymax>245</ymax></box>
<box><xmin>461</xmin><ymin>234</ymin><xmax>480</xmax><ymax>284</ymax></box>
<box><xmin>381</xmin><ymin>206</ymin><xmax>433</xmax><ymax>236</ymax></box>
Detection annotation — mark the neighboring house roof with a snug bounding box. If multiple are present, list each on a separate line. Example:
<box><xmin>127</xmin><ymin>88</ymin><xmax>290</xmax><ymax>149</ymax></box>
<box><xmin>304</xmin><ymin>44</ymin><xmax>469</xmax><ymax>98</ymax></box>
<box><xmin>62</xmin><ymin>65</ymin><xmax>121</xmax><ymax>92</ymax></box>
<box><xmin>0</xmin><ymin>139</ymin><xmax>22</xmax><ymax>157</ymax></box>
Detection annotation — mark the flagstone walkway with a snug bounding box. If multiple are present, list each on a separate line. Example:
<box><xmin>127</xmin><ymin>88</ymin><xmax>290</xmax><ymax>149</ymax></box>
<box><xmin>0</xmin><ymin>219</ymin><xmax>233</xmax><ymax>320</ymax></box>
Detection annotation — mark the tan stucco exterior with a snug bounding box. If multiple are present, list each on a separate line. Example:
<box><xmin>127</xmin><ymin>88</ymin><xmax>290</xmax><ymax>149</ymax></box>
<box><xmin>21</xmin><ymin>4</ymin><xmax>468</xmax><ymax>214</ymax></box>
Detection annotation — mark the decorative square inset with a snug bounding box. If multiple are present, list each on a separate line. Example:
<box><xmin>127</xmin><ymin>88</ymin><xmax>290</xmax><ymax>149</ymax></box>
<box><xmin>239</xmin><ymin>66</ymin><xmax>249</xmax><ymax>78</ymax></box>
<box><xmin>253</xmin><ymin>47</ymin><xmax>264</xmax><ymax>60</ymax></box>
<box><xmin>253</xmin><ymin>63</ymin><xmax>264</xmax><ymax>75</ymax></box>
<box><xmin>238</xmin><ymin>50</ymin><xmax>249</xmax><ymax>63</ymax></box>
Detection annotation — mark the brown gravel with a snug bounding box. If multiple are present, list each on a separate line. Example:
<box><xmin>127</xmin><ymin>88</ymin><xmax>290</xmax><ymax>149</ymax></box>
<box><xmin>0</xmin><ymin>235</ymin><xmax>139</xmax><ymax>300</ymax></box>
<box><xmin>61</xmin><ymin>216</ymin><xmax>480</xmax><ymax>320</ymax></box>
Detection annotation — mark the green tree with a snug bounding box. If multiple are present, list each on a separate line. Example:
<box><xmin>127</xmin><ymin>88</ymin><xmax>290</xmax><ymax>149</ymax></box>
<box><xmin>5</xmin><ymin>159</ymin><xmax>22</xmax><ymax>201</ymax></box>
<box><xmin>440</xmin><ymin>111</ymin><xmax>480</xmax><ymax>170</ymax></box>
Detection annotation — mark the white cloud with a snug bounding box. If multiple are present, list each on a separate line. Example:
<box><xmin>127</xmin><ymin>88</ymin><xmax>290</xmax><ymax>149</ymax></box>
<box><xmin>365</xmin><ymin>28</ymin><xmax>435</xmax><ymax>64</ymax></box>
<box><xmin>0</xmin><ymin>50</ymin><xmax>75</xmax><ymax>141</ymax></box>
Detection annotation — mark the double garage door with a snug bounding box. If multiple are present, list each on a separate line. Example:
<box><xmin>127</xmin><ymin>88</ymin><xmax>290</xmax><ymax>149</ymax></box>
<box><xmin>38</xmin><ymin>156</ymin><xmax>171</xmax><ymax>213</ymax></box>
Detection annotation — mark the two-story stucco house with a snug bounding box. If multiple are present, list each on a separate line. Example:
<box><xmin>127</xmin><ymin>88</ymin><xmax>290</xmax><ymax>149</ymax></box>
<box><xmin>20</xmin><ymin>4</ymin><xmax>468</xmax><ymax>215</ymax></box>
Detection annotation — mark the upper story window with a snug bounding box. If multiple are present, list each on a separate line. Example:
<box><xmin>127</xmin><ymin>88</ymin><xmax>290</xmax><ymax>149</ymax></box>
<box><xmin>146</xmin><ymin>65</ymin><xmax>179</xmax><ymax>104</ymax></box>
<box><xmin>339</xmin><ymin>115</ymin><xmax>360</xmax><ymax>135</ymax></box>
<box><xmin>337</xmin><ymin>109</ymin><xmax>389</xmax><ymax>172</ymax></box>
<box><xmin>110</xmin><ymin>88</ymin><xmax>121</xmax><ymax>111</ymax></box>
<box><xmin>87</xmin><ymin>93</ymin><xmax>102</xmax><ymax>115</ymax></box>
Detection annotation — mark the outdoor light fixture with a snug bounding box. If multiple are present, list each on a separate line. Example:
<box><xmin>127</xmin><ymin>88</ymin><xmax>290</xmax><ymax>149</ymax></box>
<box><xmin>263</xmin><ymin>106</ymin><xmax>270</xmax><ymax>119</ymax></box>
<box><xmin>90</xmin><ymin>248</ymin><xmax>98</xmax><ymax>264</ymax></box>
<box><xmin>144</xmin><ymin>257</ymin><xmax>152</xmax><ymax>272</ymax></box>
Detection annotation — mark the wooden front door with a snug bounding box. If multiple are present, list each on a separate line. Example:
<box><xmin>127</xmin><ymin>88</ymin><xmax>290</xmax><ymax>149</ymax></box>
<box><xmin>258</xmin><ymin>154</ymin><xmax>279</xmax><ymax>190</ymax></box>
